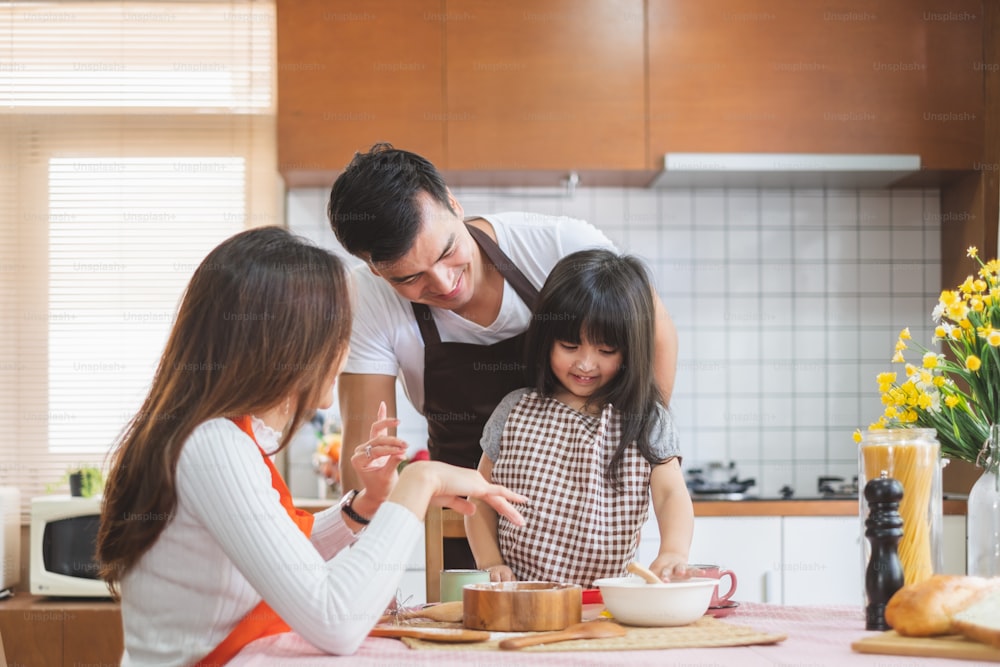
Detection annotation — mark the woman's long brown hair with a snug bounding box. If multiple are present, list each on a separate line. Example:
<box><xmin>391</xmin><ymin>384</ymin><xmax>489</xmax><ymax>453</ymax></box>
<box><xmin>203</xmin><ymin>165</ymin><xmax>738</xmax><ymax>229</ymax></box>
<box><xmin>97</xmin><ymin>227</ymin><xmax>351</xmax><ymax>590</ymax></box>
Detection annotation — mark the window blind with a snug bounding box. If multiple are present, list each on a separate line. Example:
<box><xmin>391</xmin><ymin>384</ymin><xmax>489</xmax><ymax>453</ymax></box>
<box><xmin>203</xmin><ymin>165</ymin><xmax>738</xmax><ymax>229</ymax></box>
<box><xmin>0</xmin><ymin>1</ymin><xmax>278</xmax><ymax>520</ymax></box>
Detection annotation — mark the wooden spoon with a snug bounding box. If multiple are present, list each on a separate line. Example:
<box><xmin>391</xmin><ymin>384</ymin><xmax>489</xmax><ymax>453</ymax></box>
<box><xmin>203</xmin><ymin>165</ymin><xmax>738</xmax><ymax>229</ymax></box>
<box><xmin>498</xmin><ymin>621</ymin><xmax>627</xmax><ymax>650</ymax></box>
<box><xmin>378</xmin><ymin>600</ymin><xmax>463</xmax><ymax>624</ymax></box>
<box><xmin>627</xmin><ymin>560</ymin><xmax>662</xmax><ymax>584</ymax></box>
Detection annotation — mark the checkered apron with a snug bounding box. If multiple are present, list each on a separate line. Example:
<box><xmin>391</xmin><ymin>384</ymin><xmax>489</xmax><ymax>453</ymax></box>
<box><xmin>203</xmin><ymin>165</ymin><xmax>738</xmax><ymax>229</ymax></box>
<box><xmin>492</xmin><ymin>391</ymin><xmax>652</xmax><ymax>587</ymax></box>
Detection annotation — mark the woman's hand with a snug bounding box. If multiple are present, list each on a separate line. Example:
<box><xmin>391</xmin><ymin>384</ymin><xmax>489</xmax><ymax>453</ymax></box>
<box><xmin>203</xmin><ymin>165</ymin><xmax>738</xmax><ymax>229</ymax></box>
<box><xmin>390</xmin><ymin>461</ymin><xmax>527</xmax><ymax>528</ymax></box>
<box><xmin>349</xmin><ymin>402</ymin><xmax>408</xmax><ymax>515</ymax></box>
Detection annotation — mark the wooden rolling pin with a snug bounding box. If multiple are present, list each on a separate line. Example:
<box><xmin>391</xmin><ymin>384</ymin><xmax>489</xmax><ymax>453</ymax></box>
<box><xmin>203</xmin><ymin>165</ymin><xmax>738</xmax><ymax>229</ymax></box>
<box><xmin>378</xmin><ymin>600</ymin><xmax>464</xmax><ymax>624</ymax></box>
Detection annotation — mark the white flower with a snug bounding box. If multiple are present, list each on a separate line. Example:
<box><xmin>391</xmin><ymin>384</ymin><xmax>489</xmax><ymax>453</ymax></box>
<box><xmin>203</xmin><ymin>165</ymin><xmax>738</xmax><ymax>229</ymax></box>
<box><xmin>931</xmin><ymin>302</ymin><xmax>945</xmax><ymax>322</ymax></box>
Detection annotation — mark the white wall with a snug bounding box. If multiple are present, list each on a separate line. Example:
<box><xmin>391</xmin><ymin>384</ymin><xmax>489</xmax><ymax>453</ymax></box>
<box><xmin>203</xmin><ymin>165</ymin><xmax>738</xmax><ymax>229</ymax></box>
<box><xmin>287</xmin><ymin>185</ymin><xmax>941</xmax><ymax>500</ymax></box>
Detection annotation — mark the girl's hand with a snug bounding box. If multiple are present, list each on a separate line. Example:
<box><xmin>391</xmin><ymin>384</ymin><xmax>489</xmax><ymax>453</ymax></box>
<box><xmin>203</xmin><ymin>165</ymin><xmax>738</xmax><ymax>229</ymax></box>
<box><xmin>350</xmin><ymin>401</ymin><xmax>408</xmax><ymax>505</ymax></box>
<box><xmin>650</xmin><ymin>553</ymin><xmax>688</xmax><ymax>582</ymax></box>
<box><xmin>485</xmin><ymin>564</ymin><xmax>515</xmax><ymax>583</ymax></box>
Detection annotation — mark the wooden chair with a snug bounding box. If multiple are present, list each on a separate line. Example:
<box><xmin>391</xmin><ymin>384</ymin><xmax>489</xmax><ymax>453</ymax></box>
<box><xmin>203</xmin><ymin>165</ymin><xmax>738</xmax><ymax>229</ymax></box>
<box><xmin>424</xmin><ymin>507</ymin><xmax>468</xmax><ymax>602</ymax></box>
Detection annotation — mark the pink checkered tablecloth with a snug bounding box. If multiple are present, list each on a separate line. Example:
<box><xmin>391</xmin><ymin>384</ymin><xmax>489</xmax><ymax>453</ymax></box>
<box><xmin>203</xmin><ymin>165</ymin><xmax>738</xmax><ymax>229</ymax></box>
<box><xmin>228</xmin><ymin>602</ymin><xmax>990</xmax><ymax>666</ymax></box>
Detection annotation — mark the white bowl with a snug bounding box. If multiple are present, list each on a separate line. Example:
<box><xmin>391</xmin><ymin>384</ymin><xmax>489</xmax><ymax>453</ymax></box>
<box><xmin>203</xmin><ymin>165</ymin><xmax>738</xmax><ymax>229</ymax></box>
<box><xmin>593</xmin><ymin>576</ymin><xmax>716</xmax><ymax>626</ymax></box>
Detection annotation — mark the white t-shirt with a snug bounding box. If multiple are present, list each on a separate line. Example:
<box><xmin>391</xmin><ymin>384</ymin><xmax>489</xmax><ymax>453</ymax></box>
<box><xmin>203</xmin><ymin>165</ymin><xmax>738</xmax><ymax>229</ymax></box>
<box><xmin>343</xmin><ymin>212</ymin><xmax>615</xmax><ymax>413</ymax></box>
<box><xmin>119</xmin><ymin>417</ymin><xmax>422</xmax><ymax>666</ymax></box>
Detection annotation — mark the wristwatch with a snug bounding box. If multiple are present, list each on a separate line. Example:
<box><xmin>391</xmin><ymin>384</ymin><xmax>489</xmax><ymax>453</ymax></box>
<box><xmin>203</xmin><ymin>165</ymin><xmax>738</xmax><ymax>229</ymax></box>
<box><xmin>340</xmin><ymin>488</ymin><xmax>371</xmax><ymax>526</ymax></box>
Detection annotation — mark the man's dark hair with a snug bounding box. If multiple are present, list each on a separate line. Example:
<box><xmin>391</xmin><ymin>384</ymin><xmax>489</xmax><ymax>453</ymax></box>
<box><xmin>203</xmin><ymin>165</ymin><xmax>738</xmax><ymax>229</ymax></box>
<box><xmin>327</xmin><ymin>143</ymin><xmax>455</xmax><ymax>263</ymax></box>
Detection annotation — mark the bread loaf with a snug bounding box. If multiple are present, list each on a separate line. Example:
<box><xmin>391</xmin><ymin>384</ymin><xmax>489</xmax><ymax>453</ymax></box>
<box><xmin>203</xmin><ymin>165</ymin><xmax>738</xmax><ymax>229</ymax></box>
<box><xmin>952</xmin><ymin>589</ymin><xmax>1000</xmax><ymax>648</ymax></box>
<box><xmin>884</xmin><ymin>574</ymin><xmax>1000</xmax><ymax>637</ymax></box>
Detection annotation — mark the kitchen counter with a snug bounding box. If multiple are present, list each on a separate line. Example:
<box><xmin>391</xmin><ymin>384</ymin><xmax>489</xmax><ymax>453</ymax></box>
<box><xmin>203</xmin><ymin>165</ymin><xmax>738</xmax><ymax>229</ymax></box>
<box><xmin>693</xmin><ymin>498</ymin><xmax>968</xmax><ymax>517</ymax></box>
<box><xmin>296</xmin><ymin>497</ymin><xmax>969</xmax><ymax>518</ymax></box>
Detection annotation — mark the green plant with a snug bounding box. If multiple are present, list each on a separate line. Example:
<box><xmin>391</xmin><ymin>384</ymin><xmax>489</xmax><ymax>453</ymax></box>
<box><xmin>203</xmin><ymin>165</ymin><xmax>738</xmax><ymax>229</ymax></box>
<box><xmin>858</xmin><ymin>246</ymin><xmax>1000</xmax><ymax>469</ymax></box>
<box><xmin>48</xmin><ymin>465</ymin><xmax>105</xmax><ymax>497</ymax></box>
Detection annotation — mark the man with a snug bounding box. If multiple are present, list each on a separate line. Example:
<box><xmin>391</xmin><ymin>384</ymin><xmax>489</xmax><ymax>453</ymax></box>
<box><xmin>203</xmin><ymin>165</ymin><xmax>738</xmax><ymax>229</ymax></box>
<box><xmin>327</xmin><ymin>143</ymin><xmax>678</xmax><ymax>567</ymax></box>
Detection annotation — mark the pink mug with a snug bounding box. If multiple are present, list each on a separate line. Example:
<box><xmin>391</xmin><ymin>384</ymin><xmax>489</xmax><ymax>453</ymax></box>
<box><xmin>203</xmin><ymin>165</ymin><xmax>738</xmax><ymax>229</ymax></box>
<box><xmin>687</xmin><ymin>563</ymin><xmax>737</xmax><ymax>607</ymax></box>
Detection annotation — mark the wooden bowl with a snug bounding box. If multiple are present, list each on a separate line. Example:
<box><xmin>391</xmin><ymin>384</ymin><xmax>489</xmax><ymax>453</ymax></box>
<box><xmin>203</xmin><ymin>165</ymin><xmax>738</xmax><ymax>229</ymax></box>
<box><xmin>462</xmin><ymin>581</ymin><xmax>582</xmax><ymax>631</ymax></box>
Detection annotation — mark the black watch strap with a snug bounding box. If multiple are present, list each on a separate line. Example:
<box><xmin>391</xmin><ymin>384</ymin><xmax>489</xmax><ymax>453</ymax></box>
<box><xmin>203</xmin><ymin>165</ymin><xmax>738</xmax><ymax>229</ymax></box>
<box><xmin>341</xmin><ymin>489</ymin><xmax>371</xmax><ymax>525</ymax></box>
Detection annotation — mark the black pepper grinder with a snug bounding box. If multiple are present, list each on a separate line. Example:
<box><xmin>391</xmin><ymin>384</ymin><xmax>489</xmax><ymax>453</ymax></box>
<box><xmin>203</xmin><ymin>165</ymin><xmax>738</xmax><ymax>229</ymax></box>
<box><xmin>864</xmin><ymin>471</ymin><xmax>905</xmax><ymax>631</ymax></box>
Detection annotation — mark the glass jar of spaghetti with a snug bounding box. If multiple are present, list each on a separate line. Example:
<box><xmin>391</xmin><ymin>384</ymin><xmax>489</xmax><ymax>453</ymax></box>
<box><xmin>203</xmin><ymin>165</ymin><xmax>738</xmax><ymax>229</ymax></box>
<box><xmin>858</xmin><ymin>428</ymin><xmax>943</xmax><ymax>588</ymax></box>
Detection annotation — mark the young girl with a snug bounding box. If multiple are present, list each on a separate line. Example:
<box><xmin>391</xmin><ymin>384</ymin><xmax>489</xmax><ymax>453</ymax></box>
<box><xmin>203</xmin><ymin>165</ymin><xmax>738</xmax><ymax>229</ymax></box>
<box><xmin>97</xmin><ymin>227</ymin><xmax>524</xmax><ymax>666</ymax></box>
<box><xmin>466</xmin><ymin>248</ymin><xmax>693</xmax><ymax>587</ymax></box>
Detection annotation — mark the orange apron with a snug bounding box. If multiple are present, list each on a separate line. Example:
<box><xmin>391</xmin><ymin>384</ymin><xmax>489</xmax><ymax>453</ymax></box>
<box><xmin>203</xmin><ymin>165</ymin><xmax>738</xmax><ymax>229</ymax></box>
<box><xmin>194</xmin><ymin>415</ymin><xmax>315</xmax><ymax>667</ymax></box>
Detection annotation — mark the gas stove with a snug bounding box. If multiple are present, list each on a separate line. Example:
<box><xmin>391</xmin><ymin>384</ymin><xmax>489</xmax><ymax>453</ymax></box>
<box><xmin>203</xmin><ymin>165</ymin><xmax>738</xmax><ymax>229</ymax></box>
<box><xmin>685</xmin><ymin>462</ymin><xmax>757</xmax><ymax>500</ymax></box>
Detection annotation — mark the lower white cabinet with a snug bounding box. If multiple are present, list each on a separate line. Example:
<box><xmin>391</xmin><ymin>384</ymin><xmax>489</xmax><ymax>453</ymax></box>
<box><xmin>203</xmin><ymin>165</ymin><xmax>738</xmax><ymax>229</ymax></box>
<box><xmin>687</xmin><ymin>516</ymin><xmax>783</xmax><ymax>603</ymax></box>
<box><xmin>782</xmin><ymin>516</ymin><xmax>863</xmax><ymax>605</ymax></box>
<box><xmin>640</xmin><ymin>512</ymin><xmax>969</xmax><ymax>606</ymax></box>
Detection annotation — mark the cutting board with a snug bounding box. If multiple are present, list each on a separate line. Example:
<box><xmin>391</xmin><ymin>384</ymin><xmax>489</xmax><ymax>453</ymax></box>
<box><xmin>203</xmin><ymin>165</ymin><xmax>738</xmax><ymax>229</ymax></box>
<box><xmin>852</xmin><ymin>630</ymin><xmax>1000</xmax><ymax>662</ymax></box>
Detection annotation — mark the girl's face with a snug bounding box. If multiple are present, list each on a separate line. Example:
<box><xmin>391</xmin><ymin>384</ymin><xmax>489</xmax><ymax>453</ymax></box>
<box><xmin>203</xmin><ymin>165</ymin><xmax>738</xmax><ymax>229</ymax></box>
<box><xmin>549</xmin><ymin>334</ymin><xmax>623</xmax><ymax>404</ymax></box>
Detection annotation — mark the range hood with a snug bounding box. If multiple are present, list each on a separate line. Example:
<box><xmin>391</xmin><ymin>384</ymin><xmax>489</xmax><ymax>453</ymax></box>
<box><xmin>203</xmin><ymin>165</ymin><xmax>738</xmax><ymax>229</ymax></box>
<box><xmin>649</xmin><ymin>153</ymin><xmax>921</xmax><ymax>189</ymax></box>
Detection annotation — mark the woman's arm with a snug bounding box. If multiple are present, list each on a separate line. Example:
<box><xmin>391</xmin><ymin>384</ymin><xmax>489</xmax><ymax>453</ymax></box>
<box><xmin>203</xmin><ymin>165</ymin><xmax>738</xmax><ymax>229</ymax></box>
<box><xmin>647</xmin><ymin>457</ymin><xmax>694</xmax><ymax>581</ymax></box>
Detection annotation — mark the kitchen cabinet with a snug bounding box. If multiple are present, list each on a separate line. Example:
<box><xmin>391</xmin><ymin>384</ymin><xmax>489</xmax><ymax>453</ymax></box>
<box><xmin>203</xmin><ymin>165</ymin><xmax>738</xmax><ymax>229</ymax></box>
<box><xmin>0</xmin><ymin>595</ymin><xmax>122</xmax><ymax>667</ymax></box>
<box><xmin>677</xmin><ymin>516</ymin><xmax>784</xmax><ymax>604</ymax></box>
<box><xmin>444</xmin><ymin>0</ymin><xmax>646</xmax><ymax>173</ymax></box>
<box><xmin>276</xmin><ymin>0</ymin><xmax>446</xmax><ymax>187</ymax></box>
<box><xmin>277</xmin><ymin>1</ymin><xmax>987</xmax><ymax>186</ymax></box>
<box><xmin>647</xmin><ymin>0</ymin><xmax>984</xmax><ymax>171</ymax></box>
<box><xmin>783</xmin><ymin>516</ymin><xmax>862</xmax><ymax>605</ymax></box>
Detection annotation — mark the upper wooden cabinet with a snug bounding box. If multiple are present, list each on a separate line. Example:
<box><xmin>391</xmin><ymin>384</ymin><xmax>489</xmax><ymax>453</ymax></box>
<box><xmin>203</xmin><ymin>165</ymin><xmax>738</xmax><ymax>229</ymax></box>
<box><xmin>444</xmin><ymin>0</ymin><xmax>646</xmax><ymax>173</ymax></box>
<box><xmin>276</xmin><ymin>0</ymin><xmax>446</xmax><ymax>187</ymax></box>
<box><xmin>276</xmin><ymin>0</ymin><xmax>987</xmax><ymax>186</ymax></box>
<box><xmin>648</xmin><ymin>0</ymin><xmax>984</xmax><ymax>170</ymax></box>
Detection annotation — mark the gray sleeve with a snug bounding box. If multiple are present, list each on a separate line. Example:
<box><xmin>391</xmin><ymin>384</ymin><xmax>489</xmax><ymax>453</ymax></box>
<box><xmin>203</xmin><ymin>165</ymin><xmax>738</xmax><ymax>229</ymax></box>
<box><xmin>649</xmin><ymin>404</ymin><xmax>681</xmax><ymax>462</ymax></box>
<box><xmin>480</xmin><ymin>388</ymin><xmax>531</xmax><ymax>462</ymax></box>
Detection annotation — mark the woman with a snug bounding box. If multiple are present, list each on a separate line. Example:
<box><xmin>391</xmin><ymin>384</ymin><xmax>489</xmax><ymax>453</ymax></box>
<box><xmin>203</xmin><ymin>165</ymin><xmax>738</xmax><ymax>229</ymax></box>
<box><xmin>97</xmin><ymin>227</ymin><xmax>524</xmax><ymax>666</ymax></box>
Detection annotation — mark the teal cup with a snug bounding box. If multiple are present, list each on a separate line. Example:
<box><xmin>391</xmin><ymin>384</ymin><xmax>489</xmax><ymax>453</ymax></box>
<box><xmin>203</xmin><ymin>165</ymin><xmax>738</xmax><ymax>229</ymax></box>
<box><xmin>440</xmin><ymin>569</ymin><xmax>490</xmax><ymax>602</ymax></box>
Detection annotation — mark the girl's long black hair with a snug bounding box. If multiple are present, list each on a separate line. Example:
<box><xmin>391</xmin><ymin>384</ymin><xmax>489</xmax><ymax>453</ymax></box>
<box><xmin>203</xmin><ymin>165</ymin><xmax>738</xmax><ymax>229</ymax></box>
<box><xmin>523</xmin><ymin>248</ymin><xmax>664</xmax><ymax>488</ymax></box>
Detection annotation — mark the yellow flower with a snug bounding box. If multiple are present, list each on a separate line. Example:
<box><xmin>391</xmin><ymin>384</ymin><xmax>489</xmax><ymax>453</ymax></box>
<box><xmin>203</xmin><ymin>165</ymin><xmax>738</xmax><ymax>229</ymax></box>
<box><xmin>934</xmin><ymin>325</ymin><xmax>947</xmax><ymax>339</ymax></box>
<box><xmin>892</xmin><ymin>350</ymin><xmax>905</xmax><ymax>363</ymax></box>
<box><xmin>895</xmin><ymin>339</ymin><xmax>908</xmax><ymax>351</ymax></box>
<box><xmin>922</xmin><ymin>352</ymin><xmax>939</xmax><ymax>369</ymax></box>
<box><xmin>947</xmin><ymin>301</ymin><xmax>970</xmax><ymax>321</ymax></box>
<box><xmin>852</xmin><ymin>430</ymin><xmax>862</xmax><ymax>443</ymax></box>
<box><xmin>968</xmin><ymin>246</ymin><xmax>979</xmax><ymax>258</ymax></box>
<box><xmin>899</xmin><ymin>328</ymin><xmax>911</xmax><ymax>340</ymax></box>
<box><xmin>974</xmin><ymin>279</ymin><xmax>988</xmax><ymax>292</ymax></box>
<box><xmin>989</xmin><ymin>331</ymin><xmax>1000</xmax><ymax>347</ymax></box>
<box><xmin>945</xmin><ymin>395</ymin><xmax>959</xmax><ymax>408</ymax></box>
<box><xmin>967</xmin><ymin>355</ymin><xmax>982</xmax><ymax>371</ymax></box>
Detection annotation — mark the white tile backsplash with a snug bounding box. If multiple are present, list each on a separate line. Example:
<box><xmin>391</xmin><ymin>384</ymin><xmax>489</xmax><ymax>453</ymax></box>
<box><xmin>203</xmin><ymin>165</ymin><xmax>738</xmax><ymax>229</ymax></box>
<box><xmin>287</xmin><ymin>184</ymin><xmax>941</xmax><ymax>498</ymax></box>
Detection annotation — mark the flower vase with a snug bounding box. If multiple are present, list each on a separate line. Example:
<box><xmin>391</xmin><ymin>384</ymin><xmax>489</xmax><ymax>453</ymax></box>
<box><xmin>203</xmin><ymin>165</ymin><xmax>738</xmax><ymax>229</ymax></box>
<box><xmin>967</xmin><ymin>424</ymin><xmax>1000</xmax><ymax>577</ymax></box>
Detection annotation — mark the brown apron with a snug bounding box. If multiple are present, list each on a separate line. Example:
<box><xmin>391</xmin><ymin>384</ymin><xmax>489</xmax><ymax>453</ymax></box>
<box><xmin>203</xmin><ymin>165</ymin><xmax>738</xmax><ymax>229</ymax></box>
<box><xmin>412</xmin><ymin>223</ymin><xmax>539</xmax><ymax>568</ymax></box>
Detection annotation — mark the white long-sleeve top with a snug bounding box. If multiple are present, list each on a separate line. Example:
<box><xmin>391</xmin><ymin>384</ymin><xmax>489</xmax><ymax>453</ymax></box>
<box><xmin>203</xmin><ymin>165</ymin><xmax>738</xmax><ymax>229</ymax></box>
<box><xmin>119</xmin><ymin>417</ymin><xmax>422</xmax><ymax>666</ymax></box>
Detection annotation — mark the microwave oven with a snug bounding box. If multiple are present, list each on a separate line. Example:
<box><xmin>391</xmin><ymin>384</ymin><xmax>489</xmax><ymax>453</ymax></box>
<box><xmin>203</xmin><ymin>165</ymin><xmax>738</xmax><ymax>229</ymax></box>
<box><xmin>30</xmin><ymin>495</ymin><xmax>111</xmax><ymax>597</ymax></box>
<box><xmin>0</xmin><ymin>486</ymin><xmax>19</xmax><ymax>592</ymax></box>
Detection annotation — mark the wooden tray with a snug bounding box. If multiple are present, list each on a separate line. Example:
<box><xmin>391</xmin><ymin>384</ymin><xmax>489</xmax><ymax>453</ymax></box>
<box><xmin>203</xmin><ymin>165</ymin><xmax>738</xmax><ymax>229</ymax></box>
<box><xmin>852</xmin><ymin>630</ymin><xmax>1000</xmax><ymax>662</ymax></box>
